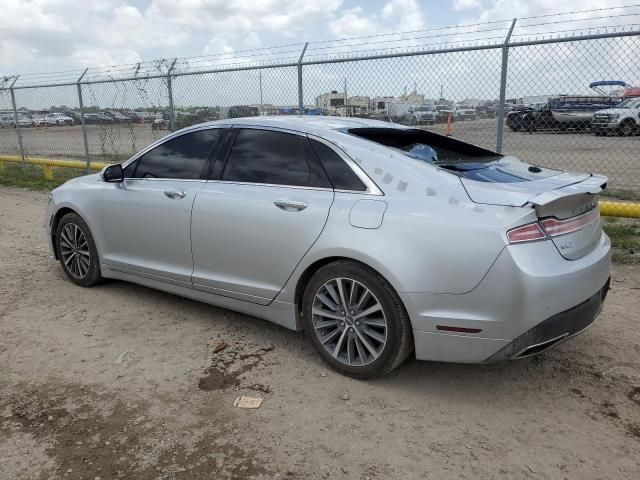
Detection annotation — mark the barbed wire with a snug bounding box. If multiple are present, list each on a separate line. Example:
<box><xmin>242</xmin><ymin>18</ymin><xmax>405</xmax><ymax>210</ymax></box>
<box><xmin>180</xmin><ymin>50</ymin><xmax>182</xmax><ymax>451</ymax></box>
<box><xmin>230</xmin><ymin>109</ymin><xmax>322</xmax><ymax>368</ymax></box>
<box><xmin>3</xmin><ymin>4</ymin><xmax>640</xmax><ymax>88</ymax></box>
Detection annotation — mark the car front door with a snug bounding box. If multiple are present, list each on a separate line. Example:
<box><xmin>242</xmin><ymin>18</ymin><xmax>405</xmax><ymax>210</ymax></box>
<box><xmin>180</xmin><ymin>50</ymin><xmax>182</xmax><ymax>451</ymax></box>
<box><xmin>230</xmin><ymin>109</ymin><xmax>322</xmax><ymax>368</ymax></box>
<box><xmin>101</xmin><ymin>127</ymin><xmax>225</xmax><ymax>286</ymax></box>
<box><xmin>191</xmin><ymin>127</ymin><xmax>335</xmax><ymax>305</ymax></box>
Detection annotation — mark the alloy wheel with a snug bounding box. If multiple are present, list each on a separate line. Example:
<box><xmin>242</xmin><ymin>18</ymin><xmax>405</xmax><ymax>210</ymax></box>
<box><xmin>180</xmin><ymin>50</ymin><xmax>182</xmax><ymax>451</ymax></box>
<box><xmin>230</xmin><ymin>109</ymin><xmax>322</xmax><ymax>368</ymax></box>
<box><xmin>311</xmin><ymin>277</ymin><xmax>388</xmax><ymax>366</ymax></box>
<box><xmin>59</xmin><ymin>223</ymin><xmax>91</xmax><ymax>279</ymax></box>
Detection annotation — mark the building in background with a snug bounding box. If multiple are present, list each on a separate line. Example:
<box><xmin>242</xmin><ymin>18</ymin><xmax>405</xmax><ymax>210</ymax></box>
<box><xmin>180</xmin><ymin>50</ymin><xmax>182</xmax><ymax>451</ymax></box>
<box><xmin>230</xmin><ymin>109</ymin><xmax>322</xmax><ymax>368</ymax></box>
<box><xmin>315</xmin><ymin>91</ymin><xmax>345</xmax><ymax>113</ymax></box>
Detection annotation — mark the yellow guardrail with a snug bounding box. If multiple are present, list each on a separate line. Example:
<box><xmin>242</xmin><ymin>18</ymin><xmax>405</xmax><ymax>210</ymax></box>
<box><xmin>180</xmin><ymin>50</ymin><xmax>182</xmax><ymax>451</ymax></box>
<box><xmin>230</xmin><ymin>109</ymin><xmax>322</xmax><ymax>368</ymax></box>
<box><xmin>0</xmin><ymin>155</ymin><xmax>105</xmax><ymax>180</ymax></box>
<box><xmin>599</xmin><ymin>201</ymin><xmax>640</xmax><ymax>218</ymax></box>
<box><xmin>1</xmin><ymin>154</ymin><xmax>639</xmax><ymax>218</ymax></box>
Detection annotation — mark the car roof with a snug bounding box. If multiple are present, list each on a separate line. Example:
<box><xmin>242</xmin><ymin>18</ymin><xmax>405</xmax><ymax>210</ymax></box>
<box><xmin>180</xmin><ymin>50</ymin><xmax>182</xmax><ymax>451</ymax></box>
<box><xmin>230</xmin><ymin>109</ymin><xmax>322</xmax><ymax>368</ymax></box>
<box><xmin>210</xmin><ymin>115</ymin><xmax>408</xmax><ymax>136</ymax></box>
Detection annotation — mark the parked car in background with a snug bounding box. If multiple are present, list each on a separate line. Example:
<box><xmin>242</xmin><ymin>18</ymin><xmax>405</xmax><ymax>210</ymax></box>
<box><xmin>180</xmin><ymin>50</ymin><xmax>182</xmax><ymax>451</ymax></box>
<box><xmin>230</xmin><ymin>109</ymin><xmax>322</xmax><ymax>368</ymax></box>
<box><xmin>435</xmin><ymin>105</ymin><xmax>456</xmax><ymax>123</ymax></box>
<box><xmin>591</xmin><ymin>97</ymin><xmax>640</xmax><ymax>136</ymax></box>
<box><xmin>409</xmin><ymin>104</ymin><xmax>437</xmax><ymax>125</ymax></box>
<box><xmin>387</xmin><ymin>101</ymin><xmax>421</xmax><ymax>123</ymax></box>
<box><xmin>45</xmin><ymin>112</ymin><xmax>74</xmax><ymax>126</ymax></box>
<box><xmin>506</xmin><ymin>104</ymin><xmax>537</xmax><ymax>131</ymax></box>
<box><xmin>454</xmin><ymin>105</ymin><xmax>477</xmax><ymax>121</ymax></box>
<box><xmin>0</xmin><ymin>114</ymin><xmax>31</xmax><ymax>128</ymax></box>
<box><xmin>477</xmin><ymin>104</ymin><xmax>497</xmax><ymax>118</ymax></box>
<box><xmin>105</xmin><ymin>111</ymin><xmax>131</xmax><ymax>123</ymax></box>
<box><xmin>62</xmin><ymin>111</ymin><xmax>82</xmax><ymax>125</ymax></box>
<box><xmin>84</xmin><ymin>113</ymin><xmax>115</xmax><ymax>125</ymax></box>
<box><xmin>219</xmin><ymin>105</ymin><xmax>260</xmax><ymax>119</ymax></box>
<box><xmin>31</xmin><ymin>115</ymin><xmax>48</xmax><ymax>127</ymax></box>
<box><xmin>45</xmin><ymin>116</ymin><xmax>610</xmax><ymax>378</ymax></box>
<box><xmin>152</xmin><ymin>112</ymin><xmax>170</xmax><ymax>130</ymax></box>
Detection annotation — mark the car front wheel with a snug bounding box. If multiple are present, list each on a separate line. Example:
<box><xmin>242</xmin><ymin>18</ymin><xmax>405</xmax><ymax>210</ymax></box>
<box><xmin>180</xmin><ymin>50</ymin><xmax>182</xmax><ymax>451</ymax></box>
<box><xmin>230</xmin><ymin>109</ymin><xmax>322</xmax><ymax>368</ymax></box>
<box><xmin>618</xmin><ymin>119</ymin><xmax>637</xmax><ymax>136</ymax></box>
<box><xmin>302</xmin><ymin>260</ymin><xmax>413</xmax><ymax>378</ymax></box>
<box><xmin>55</xmin><ymin>212</ymin><xmax>102</xmax><ymax>287</ymax></box>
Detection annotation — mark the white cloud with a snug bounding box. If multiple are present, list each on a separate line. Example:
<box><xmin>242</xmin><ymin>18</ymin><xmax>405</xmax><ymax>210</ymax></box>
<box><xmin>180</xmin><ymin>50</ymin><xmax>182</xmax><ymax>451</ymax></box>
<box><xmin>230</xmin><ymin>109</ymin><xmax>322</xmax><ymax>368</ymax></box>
<box><xmin>70</xmin><ymin>47</ymin><xmax>142</xmax><ymax>68</ymax></box>
<box><xmin>0</xmin><ymin>0</ymin><xmax>345</xmax><ymax>75</ymax></box>
<box><xmin>452</xmin><ymin>0</ymin><xmax>482</xmax><ymax>11</ymax></box>
<box><xmin>330</xmin><ymin>7</ymin><xmax>379</xmax><ymax>38</ymax></box>
<box><xmin>330</xmin><ymin>0</ymin><xmax>425</xmax><ymax>38</ymax></box>
<box><xmin>202</xmin><ymin>38</ymin><xmax>235</xmax><ymax>56</ymax></box>
<box><xmin>244</xmin><ymin>32</ymin><xmax>263</xmax><ymax>49</ymax></box>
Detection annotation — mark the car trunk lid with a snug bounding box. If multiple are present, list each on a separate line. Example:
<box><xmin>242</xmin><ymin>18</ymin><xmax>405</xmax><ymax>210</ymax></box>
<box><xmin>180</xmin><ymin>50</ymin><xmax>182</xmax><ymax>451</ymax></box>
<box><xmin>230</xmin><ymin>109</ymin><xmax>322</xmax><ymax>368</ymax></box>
<box><xmin>454</xmin><ymin>157</ymin><xmax>606</xmax><ymax>260</ymax></box>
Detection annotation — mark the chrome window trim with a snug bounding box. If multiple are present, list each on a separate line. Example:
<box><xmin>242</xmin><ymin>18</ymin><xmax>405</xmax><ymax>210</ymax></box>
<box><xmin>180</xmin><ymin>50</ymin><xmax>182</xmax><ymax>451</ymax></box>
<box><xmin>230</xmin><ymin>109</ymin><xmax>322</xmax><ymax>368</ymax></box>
<box><xmin>204</xmin><ymin>178</ymin><xmax>334</xmax><ymax>193</ymax></box>
<box><xmin>123</xmin><ymin>178</ymin><xmax>207</xmax><ymax>183</ymax></box>
<box><xmin>306</xmin><ymin>133</ymin><xmax>384</xmax><ymax>196</ymax></box>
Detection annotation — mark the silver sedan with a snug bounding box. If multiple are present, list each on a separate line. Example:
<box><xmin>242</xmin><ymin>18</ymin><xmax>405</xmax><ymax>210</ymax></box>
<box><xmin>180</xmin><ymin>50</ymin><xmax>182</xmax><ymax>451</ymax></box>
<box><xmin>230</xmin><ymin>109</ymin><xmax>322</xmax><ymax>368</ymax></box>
<box><xmin>45</xmin><ymin>116</ymin><xmax>611</xmax><ymax>378</ymax></box>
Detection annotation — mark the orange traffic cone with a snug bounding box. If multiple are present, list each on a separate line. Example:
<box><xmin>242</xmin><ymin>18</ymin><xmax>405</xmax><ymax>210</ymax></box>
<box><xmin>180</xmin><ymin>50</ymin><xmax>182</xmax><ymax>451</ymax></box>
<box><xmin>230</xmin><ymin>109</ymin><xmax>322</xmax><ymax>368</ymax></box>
<box><xmin>446</xmin><ymin>113</ymin><xmax>452</xmax><ymax>136</ymax></box>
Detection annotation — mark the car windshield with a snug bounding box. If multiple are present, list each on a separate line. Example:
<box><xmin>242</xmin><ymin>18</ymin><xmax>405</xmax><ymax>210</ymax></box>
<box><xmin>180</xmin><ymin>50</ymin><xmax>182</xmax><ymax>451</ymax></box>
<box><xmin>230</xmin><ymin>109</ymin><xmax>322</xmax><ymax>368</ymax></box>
<box><xmin>414</xmin><ymin>106</ymin><xmax>432</xmax><ymax>111</ymax></box>
<box><xmin>617</xmin><ymin>98</ymin><xmax>640</xmax><ymax>109</ymax></box>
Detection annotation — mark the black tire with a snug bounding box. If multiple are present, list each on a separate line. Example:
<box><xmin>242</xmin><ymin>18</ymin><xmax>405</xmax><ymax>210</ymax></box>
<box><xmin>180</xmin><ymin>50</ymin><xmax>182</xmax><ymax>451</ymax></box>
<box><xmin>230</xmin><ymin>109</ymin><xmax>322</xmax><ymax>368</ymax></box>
<box><xmin>301</xmin><ymin>260</ymin><xmax>413</xmax><ymax>379</ymax></box>
<box><xmin>618</xmin><ymin>119</ymin><xmax>637</xmax><ymax>136</ymax></box>
<box><xmin>55</xmin><ymin>212</ymin><xmax>102</xmax><ymax>287</ymax></box>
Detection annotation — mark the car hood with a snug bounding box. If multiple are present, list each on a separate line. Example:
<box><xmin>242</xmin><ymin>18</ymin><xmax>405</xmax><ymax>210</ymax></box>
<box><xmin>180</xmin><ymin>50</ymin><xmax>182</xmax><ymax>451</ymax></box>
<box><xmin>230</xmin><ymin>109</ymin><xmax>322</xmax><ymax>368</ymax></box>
<box><xmin>457</xmin><ymin>157</ymin><xmax>607</xmax><ymax>207</ymax></box>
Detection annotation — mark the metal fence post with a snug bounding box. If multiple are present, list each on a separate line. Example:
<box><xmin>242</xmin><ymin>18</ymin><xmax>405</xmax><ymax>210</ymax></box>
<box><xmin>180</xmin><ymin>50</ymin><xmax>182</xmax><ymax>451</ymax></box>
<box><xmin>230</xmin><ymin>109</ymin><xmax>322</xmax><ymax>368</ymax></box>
<box><xmin>167</xmin><ymin>58</ymin><xmax>177</xmax><ymax>131</ymax></box>
<box><xmin>76</xmin><ymin>68</ymin><xmax>91</xmax><ymax>173</ymax></box>
<box><xmin>297</xmin><ymin>43</ymin><xmax>309</xmax><ymax>114</ymax></box>
<box><xmin>496</xmin><ymin>18</ymin><xmax>517</xmax><ymax>153</ymax></box>
<box><xmin>9</xmin><ymin>76</ymin><xmax>26</xmax><ymax>165</ymax></box>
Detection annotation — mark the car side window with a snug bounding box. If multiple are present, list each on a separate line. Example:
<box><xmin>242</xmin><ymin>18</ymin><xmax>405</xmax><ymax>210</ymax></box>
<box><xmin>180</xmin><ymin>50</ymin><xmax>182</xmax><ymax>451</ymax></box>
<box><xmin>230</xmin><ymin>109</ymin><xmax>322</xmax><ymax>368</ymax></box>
<box><xmin>309</xmin><ymin>139</ymin><xmax>367</xmax><ymax>191</ymax></box>
<box><xmin>129</xmin><ymin>129</ymin><xmax>222</xmax><ymax>179</ymax></box>
<box><xmin>221</xmin><ymin>129</ymin><xmax>330</xmax><ymax>188</ymax></box>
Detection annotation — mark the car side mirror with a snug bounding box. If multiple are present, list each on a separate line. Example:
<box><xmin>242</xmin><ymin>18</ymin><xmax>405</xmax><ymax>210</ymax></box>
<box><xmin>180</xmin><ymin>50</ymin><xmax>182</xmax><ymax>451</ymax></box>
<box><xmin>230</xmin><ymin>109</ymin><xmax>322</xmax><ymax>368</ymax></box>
<box><xmin>102</xmin><ymin>164</ymin><xmax>124</xmax><ymax>183</ymax></box>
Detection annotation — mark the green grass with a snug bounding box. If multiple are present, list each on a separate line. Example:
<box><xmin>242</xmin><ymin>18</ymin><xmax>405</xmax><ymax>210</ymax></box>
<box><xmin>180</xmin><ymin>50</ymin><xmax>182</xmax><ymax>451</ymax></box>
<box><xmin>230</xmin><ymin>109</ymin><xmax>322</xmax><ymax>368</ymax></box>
<box><xmin>0</xmin><ymin>163</ymin><xmax>85</xmax><ymax>191</ymax></box>
<box><xmin>602</xmin><ymin>217</ymin><xmax>640</xmax><ymax>264</ymax></box>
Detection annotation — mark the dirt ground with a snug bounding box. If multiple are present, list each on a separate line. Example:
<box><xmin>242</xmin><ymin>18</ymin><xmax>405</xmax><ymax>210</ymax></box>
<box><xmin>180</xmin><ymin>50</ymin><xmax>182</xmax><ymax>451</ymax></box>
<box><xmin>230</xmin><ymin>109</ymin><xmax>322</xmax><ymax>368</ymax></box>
<box><xmin>1</xmin><ymin>185</ymin><xmax>640</xmax><ymax>480</ymax></box>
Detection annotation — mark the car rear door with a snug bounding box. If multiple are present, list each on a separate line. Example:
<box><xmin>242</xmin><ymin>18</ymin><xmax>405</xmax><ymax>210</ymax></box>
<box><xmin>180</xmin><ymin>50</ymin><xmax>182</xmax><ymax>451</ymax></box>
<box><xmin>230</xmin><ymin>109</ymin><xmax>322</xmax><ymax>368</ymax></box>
<box><xmin>100</xmin><ymin>127</ymin><xmax>225</xmax><ymax>286</ymax></box>
<box><xmin>190</xmin><ymin>127</ymin><xmax>334</xmax><ymax>305</ymax></box>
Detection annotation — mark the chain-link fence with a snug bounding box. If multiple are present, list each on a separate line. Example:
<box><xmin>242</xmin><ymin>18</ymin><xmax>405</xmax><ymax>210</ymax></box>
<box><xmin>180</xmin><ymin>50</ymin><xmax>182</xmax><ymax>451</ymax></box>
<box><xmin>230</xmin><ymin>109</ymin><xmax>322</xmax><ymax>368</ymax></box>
<box><xmin>1</xmin><ymin>15</ymin><xmax>640</xmax><ymax>213</ymax></box>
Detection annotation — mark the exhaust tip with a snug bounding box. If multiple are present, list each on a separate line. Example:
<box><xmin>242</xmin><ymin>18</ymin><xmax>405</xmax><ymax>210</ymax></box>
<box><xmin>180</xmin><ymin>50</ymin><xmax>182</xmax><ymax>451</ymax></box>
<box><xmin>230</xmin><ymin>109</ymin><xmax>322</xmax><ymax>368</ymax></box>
<box><xmin>512</xmin><ymin>333</ymin><xmax>570</xmax><ymax>359</ymax></box>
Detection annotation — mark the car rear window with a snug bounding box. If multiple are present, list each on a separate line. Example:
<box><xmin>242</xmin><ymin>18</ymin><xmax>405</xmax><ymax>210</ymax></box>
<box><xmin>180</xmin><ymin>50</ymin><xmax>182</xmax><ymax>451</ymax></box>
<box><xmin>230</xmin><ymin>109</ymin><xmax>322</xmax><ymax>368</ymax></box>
<box><xmin>309</xmin><ymin>139</ymin><xmax>366</xmax><ymax>191</ymax></box>
<box><xmin>347</xmin><ymin>127</ymin><xmax>502</xmax><ymax>164</ymax></box>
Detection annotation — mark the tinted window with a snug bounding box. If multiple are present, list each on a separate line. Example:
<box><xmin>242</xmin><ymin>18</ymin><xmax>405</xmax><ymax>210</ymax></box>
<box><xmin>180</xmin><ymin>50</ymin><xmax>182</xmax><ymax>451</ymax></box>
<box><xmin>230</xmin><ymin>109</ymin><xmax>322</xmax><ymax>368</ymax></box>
<box><xmin>131</xmin><ymin>129</ymin><xmax>222</xmax><ymax>179</ymax></box>
<box><xmin>222</xmin><ymin>129</ymin><xmax>330</xmax><ymax>188</ymax></box>
<box><xmin>309</xmin><ymin>139</ymin><xmax>366</xmax><ymax>191</ymax></box>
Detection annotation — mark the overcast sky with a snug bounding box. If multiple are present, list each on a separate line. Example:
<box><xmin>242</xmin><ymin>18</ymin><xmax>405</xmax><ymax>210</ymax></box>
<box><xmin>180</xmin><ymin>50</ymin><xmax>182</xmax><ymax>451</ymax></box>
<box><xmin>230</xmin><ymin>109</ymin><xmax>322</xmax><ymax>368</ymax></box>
<box><xmin>1</xmin><ymin>0</ymin><xmax>638</xmax><ymax>77</ymax></box>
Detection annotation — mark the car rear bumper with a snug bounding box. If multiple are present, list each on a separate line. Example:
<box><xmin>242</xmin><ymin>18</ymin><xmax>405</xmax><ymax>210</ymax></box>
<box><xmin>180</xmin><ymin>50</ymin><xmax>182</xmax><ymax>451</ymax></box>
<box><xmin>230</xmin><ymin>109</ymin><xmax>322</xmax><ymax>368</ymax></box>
<box><xmin>485</xmin><ymin>277</ymin><xmax>609</xmax><ymax>361</ymax></box>
<box><xmin>402</xmin><ymin>232</ymin><xmax>611</xmax><ymax>363</ymax></box>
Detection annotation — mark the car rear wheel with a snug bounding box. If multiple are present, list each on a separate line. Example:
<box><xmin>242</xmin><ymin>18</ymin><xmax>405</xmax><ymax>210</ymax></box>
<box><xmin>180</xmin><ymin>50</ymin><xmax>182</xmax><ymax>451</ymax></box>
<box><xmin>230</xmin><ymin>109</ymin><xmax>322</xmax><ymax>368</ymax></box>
<box><xmin>56</xmin><ymin>212</ymin><xmax>102</xmax><ymax>287</ymax></box>
<box><xmin>302</xmin><ymin>260</ymin><xmax>413</xmax><ymax>378</ymax></box>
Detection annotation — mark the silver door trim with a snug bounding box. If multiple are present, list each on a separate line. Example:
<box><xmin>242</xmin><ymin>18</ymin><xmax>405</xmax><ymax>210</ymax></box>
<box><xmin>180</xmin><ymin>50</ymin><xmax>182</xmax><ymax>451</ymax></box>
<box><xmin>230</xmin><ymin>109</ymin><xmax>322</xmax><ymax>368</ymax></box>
<box><xmin>306</xmin><ymin>134</ymin><xmax>384</xmax><ymax>196</ymax></box>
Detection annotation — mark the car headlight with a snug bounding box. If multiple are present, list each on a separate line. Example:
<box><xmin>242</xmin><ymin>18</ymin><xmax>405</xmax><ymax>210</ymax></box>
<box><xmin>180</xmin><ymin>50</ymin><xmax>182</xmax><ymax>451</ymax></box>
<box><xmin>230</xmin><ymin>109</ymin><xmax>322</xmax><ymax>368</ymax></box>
<box><xmin>611</xmin><ymin>114</ymin><xmax>619</xmax><ymax>121</ymax></box>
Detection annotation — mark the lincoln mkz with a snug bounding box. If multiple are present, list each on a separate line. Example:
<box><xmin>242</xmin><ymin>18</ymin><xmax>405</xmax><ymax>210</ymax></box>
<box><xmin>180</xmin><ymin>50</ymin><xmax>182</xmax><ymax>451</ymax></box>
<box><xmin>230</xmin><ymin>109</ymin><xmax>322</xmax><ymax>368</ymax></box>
<box><xmin>46</xmin><ymin>117</ymin><xmax>611</xmax><ymax>378</ymax></box>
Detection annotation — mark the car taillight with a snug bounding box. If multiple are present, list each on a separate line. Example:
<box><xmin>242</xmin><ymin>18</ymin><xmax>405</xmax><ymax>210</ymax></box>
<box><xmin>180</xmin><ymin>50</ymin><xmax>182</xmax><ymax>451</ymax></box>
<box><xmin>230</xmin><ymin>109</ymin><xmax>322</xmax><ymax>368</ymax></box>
<box><xmin>540</xmin><ymin>208</ymin><xmax>599</xmax><ymax>237</ymax></box>
<box><xmin>506</xmin><ymin>222</ymin><xmax>547</xmax><ymax>244</ymax></box>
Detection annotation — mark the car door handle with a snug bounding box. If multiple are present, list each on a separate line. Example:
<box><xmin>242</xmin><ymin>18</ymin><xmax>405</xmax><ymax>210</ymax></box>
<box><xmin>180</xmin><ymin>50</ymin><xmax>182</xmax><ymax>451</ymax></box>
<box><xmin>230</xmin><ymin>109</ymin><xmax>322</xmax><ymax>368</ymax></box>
<box><xmin>274</xmin><ymin>200</ymin><xmax>308</xmax><ymax>212</ymax></box>
<box><xmin>164</xmin><ymin>190</ymin><xmax>187</xmax><ymax>199</ymax></box>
